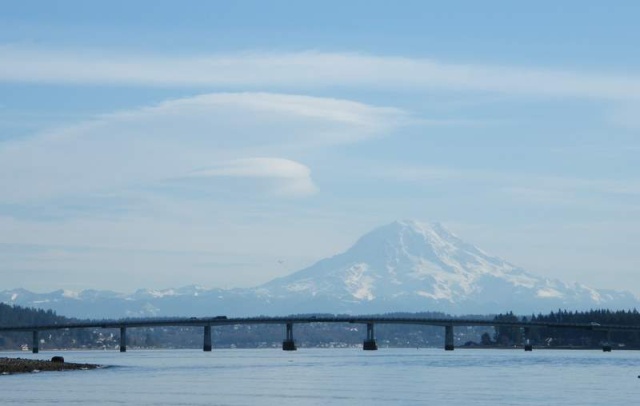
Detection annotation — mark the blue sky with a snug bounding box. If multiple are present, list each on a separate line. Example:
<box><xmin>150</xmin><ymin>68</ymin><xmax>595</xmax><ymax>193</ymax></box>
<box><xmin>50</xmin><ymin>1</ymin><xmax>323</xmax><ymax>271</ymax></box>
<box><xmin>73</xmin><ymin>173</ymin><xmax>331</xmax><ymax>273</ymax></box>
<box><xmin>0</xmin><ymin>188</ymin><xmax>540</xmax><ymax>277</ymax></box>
<box><xmin>1</xmin><ymin>1</ymin><xmax>639</xmax><ymax>294</ymax></box>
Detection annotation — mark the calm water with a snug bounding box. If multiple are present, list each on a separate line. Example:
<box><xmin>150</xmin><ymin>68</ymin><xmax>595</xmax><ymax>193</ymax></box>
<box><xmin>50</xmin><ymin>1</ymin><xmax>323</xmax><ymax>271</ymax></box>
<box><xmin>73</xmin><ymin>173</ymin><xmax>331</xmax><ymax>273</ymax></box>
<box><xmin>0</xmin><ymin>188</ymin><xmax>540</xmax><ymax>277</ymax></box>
<box><xmin>1</xmin><ymin>348</ymin><xmax>639</xmax><ymax>405</ymax></box>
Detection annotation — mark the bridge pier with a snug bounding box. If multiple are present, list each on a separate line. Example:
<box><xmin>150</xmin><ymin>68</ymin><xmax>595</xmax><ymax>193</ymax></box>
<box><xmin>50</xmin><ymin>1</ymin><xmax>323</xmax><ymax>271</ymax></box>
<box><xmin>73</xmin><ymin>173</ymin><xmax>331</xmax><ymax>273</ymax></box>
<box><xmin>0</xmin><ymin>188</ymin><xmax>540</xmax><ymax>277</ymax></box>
<box><xmin>444</xmin><ymin>325</ymin><xmax>454</xmax><ymax>351</ymax></box>
<box><xmin>363</xmin><ymin>323</ymin><xmax>378</xmax><ymax>350</ymax></box>
<box><xmin>120</xmin><ymin>327</ymin><xmax>127</xmax><ymax>352</ymax></box>
<box><xmin>32</xmin><ymin>330</ymin><xmax>39</xmax><ymax>354</ymax></box>
<box><xmin>603</xmin><ymin>330</ymin><xmax>612</xmax><ymax>352</ymax></box>
<box><xmin>282</xmin><ymin>323</ymin><xmax>296</xmax><ymax>351</ymax></box>
<box><xmin>203</xmin><ymin>325</ymin><xmax>212</xmax><ymax>352</ymax></box>
<box><xmin>523</xmin><ymin>327</ymin><xmax>533</xmax><ymax>351</ymax></box>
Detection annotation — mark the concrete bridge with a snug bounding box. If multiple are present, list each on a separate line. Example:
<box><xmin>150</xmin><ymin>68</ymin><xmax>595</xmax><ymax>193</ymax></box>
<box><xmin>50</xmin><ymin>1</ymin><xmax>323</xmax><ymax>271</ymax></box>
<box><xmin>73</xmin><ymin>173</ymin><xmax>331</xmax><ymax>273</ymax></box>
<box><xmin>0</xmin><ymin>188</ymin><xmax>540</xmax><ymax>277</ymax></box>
<box><xmin>1</xmin><ymin>315</ymin><xmax>637</xmax><ymax>354</ymax></box>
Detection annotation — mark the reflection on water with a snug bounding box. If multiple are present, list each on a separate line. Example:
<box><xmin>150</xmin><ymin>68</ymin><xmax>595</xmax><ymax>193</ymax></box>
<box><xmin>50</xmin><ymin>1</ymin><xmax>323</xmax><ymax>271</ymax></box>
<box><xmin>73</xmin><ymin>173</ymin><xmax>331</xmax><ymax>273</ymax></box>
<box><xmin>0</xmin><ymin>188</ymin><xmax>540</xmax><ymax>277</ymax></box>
<box><xmin>1</xmin><ymin>348</ymin><xmax>639</xmax><ymax>405</ymax></box>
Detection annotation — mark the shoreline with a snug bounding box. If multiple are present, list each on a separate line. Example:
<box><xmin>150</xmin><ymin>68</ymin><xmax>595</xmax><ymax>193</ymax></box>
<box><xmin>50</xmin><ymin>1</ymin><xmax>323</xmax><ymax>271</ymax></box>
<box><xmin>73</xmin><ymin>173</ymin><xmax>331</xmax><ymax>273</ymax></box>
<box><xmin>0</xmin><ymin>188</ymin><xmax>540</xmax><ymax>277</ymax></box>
<box><xmin>0</xmin><ymin>357</ymin><xmax>101</xmax><ymax>375</ymax></box>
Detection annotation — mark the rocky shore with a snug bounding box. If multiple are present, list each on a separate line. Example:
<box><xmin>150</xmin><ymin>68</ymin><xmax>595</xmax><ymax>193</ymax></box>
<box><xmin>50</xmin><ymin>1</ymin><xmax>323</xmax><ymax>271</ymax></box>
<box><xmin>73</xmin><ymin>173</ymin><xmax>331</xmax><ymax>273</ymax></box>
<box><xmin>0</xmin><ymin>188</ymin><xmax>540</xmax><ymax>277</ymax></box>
<box><xmin>0</xmin><ymin>357</ymin><xmax>100</xmax><ymax>375</ymax></box>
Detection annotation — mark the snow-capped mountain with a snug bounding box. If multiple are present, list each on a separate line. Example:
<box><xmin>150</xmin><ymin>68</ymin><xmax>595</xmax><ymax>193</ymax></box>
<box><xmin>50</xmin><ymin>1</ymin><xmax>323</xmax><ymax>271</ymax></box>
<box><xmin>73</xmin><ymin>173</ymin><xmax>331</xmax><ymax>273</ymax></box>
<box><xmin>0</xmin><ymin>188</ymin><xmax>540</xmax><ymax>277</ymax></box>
<box><xmin>253</xmin><ymin>220</ymin><xmax>638</xmax><ymax>314</ymax></box>
<box><xmin>1</xmin><ymin>220</ymin><xmax>637</xmax><ymax>318</ymax></box>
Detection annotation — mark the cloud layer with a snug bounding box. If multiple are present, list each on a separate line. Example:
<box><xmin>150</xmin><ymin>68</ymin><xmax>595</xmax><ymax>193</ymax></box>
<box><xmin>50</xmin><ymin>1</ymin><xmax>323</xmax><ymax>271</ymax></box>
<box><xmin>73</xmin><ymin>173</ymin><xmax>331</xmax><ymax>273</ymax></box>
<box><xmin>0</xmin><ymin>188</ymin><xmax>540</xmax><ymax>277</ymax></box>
<box><xmin>2</xmin><ymin>47</ymin><xmax>640</xmax><ymax>100</ymax></box>
<box><xmin>188</xmin><ymin>158</ymin><xmax>318</xmax><ymax>198</ymax></box>
<box><xmin>0</xmin><ymin>92</ymin><xmax>406</xmax><ymax>202</ymax></box>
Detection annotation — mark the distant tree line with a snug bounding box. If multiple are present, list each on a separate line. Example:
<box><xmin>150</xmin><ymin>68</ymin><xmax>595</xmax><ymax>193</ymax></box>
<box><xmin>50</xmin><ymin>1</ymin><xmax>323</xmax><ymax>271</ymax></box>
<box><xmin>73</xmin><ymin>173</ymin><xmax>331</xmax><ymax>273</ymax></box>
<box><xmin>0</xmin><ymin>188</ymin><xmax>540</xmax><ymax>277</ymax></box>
<box><xmin>492</xmin><ymin>309</ymin><xmax>640</xmax><ymax>349</ymax></box>
<box><xmin>2</xmin><ymin>303</ymin><xmax>640</xmax><ymax>350</ymax></box>
<box><xmin>0</xmin><ymin>303</ymin><xmax>99</xmax><ymax>350</ymax></box>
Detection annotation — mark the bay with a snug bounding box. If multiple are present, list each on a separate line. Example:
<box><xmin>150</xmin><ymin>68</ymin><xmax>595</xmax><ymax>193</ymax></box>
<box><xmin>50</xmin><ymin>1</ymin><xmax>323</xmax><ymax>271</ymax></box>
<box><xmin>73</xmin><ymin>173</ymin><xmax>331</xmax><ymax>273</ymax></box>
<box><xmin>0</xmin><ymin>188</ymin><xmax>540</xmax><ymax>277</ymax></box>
<box><xmin>1</xmin><ymin>348</ymin><xmax>639</xmax><ymax>405</ymax></box>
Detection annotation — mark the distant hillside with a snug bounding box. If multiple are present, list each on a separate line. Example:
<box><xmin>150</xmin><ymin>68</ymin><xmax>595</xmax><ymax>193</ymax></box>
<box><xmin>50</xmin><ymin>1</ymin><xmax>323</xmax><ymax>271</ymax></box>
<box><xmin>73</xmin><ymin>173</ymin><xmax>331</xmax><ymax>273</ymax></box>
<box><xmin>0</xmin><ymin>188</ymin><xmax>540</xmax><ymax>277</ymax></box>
<box><xmin>0</xmin><ymin>303</ymin><xmax>95</xmax><ymax>350</ymax></box>
<box><xmin>0</xmin><ymin>302</ymin><xmax>65</xmax><ymax>326</ymax></box>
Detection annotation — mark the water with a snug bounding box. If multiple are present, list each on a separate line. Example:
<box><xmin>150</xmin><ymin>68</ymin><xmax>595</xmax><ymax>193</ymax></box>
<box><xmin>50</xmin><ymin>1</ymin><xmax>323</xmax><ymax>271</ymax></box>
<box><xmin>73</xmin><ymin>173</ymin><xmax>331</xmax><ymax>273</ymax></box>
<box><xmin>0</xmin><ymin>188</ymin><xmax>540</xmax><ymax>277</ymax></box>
<box><xmin>1</xmin><ymin>348</ymin><xmax>639</xmax><ymax>405</ymax></box>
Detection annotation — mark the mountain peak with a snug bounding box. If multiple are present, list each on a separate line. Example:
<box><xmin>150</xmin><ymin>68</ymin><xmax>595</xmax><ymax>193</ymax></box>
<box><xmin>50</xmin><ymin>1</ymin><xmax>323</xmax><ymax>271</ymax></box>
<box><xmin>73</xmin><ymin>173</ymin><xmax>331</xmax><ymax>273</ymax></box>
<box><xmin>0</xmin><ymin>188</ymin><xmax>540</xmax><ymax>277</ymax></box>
<box><xmin>349</xmin><ymin>219</ymin><xmax>468</xmax><ymax>263</ymax></box>
<box><xmin>260</xmin><ymin>219</ymin><xmax>520</xmax><ymax>305</ymax></box>
<box><xmin>3</xmin><ymin>220</ymin><xmax>638</xmax><ymax>317</ymax></box>
<box><xmin>255</xmin><ymin>219</ymin><xmax>638</xmax><ymax>314</ymax></box>
<box><xmin>384</xmin><ymin>219</ymin><xmax>449</xmax><ymax>234</ymax></box>
<box><xmin>395</xmin><ymin>218</ymin><xmax>444</xmax><ymax>230</ymax></box>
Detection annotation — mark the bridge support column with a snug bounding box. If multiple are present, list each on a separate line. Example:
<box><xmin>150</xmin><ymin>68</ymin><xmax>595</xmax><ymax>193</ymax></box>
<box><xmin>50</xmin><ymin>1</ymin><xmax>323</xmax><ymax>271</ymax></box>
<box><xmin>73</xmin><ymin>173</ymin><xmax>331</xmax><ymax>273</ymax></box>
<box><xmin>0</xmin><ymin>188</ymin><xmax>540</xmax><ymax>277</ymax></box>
<box><xmin>523</xmin><ymin>327</ymin><xmax>533</xmax><ymax>351</ymax></box>
<box><xmin>32</xmin><ymin>330</ymin><xmax>39</xmax><ymax>354</ymax></box>
<box><xmin>603</xmin><ymin>330</ymin><xmax>612</xmax><ymax>352</ymax></box>
<box><xmin>363</xmin><ymin>323</ymin><xmax>378</xmax><ymax>350</ymax></box>
<box><xmin>282</xmin><ymin>323</ymin><xmax>296</xmax><ymax>351</ymax></box>
<box><xmin>203</xmin><ymin>325</ymin><xmax>212</xmax><ymax>352</ymax></box>
<box><xmin>120</xmin><ymin>327</ymin><xmax>127</xmax><ymax>352</ymax></box>
<box><xmin>444</xmin><ymin>325</ymin><xmax>454</xmax><ymax>351</ymax></box>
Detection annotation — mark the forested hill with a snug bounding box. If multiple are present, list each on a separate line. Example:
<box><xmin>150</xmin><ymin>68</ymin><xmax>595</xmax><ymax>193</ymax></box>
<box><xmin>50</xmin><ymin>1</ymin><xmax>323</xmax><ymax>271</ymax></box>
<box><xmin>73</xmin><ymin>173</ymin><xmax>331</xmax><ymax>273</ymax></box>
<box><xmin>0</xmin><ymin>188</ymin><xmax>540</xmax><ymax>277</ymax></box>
<box><xmin>0</xmin><ymin>302</ymin><xmax>93</xmax><ymax>350</ymax></box>
<box><xmin>493</xmin><ymin>309</ymin><xmax>640</xmax><ymax>348</ymax></box>
<box><xmin>0</xmin><ymin>302</ymin><xmax>67</xmax><ymax>326</ymax></box>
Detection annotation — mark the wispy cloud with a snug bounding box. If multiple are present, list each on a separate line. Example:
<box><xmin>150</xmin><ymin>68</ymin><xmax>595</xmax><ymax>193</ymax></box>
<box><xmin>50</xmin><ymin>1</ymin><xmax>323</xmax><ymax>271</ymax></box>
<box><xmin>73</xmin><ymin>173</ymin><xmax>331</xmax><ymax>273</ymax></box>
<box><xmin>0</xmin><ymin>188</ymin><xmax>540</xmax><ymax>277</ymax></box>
<box><xmin>367</xmin><ymin>162</ymin><xmax>640</xmax><ymax>204</ymax></box>
<box><xmin>2</xmin><ymin>46</ymin><xmax>640</xmax><ymax>100</ymax></box>
<box><xmin>0</xmin><ymin>92</ymin><xmax>405</xmax><ymax>203</ymax></box>
<box><xmin>188</xmin><ymin>157</ymin><xmax>318</xmax><ymax>198</ymax></box>
<box><xmin>607</xmin><ymin>104</ymin><xmax>640</xmax><ymax>130</ymax></box>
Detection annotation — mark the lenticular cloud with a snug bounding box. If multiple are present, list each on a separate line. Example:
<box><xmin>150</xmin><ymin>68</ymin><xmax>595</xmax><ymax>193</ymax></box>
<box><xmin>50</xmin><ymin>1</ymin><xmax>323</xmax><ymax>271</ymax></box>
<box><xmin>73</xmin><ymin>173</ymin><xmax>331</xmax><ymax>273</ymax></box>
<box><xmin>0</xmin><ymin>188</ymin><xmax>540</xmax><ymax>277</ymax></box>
<box><xmin>0</xmin><ymin>92</ymin><xmax>406</xmax><ymax>202</ymax></box>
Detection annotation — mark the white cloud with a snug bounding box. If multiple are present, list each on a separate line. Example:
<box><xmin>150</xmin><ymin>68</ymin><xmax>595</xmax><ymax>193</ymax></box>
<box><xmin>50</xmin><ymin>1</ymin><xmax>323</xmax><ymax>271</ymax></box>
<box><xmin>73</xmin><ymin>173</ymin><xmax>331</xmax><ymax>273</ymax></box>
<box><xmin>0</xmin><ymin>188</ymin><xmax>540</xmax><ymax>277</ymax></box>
<box><xmin>189</xmin><ymin>157</ymin><xmax>318</xmax><ymax>198</ymax></box>
<box><xmin>2</xmin><ymin>46</ymin><xmax>640</xmax><ymax>100</ymax></box>
<box><xmin>0</xmin><ymin>92</ymin><xmax>405</xmax><ymax>203</ymax></box>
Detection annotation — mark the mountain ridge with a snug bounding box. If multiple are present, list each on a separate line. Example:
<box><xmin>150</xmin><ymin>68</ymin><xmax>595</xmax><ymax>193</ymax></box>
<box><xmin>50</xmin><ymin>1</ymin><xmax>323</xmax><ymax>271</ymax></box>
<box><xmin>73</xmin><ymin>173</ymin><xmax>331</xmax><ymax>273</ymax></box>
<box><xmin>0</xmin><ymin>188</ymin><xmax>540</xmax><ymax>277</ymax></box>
<box><xmin>2</xmin><ymin>220</ymin><xmax>637</xmax><ymax>318</ymax></box>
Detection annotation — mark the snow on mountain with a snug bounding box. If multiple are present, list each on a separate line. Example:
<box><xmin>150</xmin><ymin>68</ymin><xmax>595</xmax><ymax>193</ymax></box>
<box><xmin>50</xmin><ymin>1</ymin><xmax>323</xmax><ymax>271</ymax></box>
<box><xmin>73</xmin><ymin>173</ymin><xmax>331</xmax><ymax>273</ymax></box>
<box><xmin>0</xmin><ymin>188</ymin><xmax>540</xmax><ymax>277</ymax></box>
<box><xmin>1</xmin><ymin>220</ymin><xmax>637</xmax><ymax>318</ymax></box>
<box><xmin>132</xmin><ymin>285</ymin><xmax>210</xmax><ymax>299</ymax></box>
<box><xmin>254</xmin><ymin>220</ymin><xmax>638</xmax><ymax>314</ymax></box>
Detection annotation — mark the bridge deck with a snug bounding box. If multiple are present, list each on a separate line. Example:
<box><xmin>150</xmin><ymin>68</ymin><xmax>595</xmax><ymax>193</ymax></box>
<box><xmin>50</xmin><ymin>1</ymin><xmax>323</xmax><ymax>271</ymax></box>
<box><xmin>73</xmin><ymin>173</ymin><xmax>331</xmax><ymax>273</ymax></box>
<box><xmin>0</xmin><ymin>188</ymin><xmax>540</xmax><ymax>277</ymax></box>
<box><xmin>0</xmin><ymin>315</ymin><xmax>635</xmax><ymax>333</ymax></box>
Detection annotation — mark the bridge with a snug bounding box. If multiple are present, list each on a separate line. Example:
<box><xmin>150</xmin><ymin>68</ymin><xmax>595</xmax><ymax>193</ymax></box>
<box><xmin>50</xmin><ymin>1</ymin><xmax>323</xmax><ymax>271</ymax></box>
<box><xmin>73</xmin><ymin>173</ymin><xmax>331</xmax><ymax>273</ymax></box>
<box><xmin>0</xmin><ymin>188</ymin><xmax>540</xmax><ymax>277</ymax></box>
<box><xmin>2</xmin><ymin>315</ymin><xmax>638</xmax><ymax>354</ymax></box>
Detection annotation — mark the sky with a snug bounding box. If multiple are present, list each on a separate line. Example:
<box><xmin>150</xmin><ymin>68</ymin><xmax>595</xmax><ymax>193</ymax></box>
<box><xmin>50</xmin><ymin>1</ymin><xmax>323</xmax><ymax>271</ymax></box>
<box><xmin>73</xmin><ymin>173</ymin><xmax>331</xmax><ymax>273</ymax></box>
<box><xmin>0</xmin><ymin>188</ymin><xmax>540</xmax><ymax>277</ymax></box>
<box><xmin>1</xmin><ymin>1</ymin><xmax>639</xmax><ymax>295</ymax></box>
